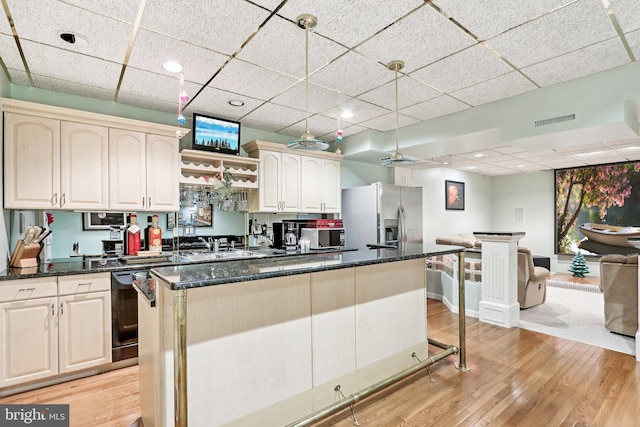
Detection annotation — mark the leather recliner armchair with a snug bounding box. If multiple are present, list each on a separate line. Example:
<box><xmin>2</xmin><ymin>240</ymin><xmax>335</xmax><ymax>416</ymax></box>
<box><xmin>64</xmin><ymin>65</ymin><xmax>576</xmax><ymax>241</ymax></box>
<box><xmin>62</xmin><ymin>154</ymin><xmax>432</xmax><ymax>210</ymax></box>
<box><xmin>518</xmin><ymin>246</ymin><xmax>550</xmax><ymax>309</ymax></box>
<box><xmin>599</xmin><ymin>254</ymin><xmax>638</xmax><ymax>337</ymax></box>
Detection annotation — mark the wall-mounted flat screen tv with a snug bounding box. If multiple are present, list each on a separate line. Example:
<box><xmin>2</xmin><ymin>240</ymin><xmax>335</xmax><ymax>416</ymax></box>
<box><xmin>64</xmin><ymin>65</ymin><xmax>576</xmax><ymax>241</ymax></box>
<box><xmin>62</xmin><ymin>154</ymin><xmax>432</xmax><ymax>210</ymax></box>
<box><xmin>555</xmin><ymin>161</ymin><xmax>640</xmax><ymax>256</ymax></box>
<box><xmin>192</xmin><ymin>113</ymin><xmax>241</xmax><ymax>156</ymax></box>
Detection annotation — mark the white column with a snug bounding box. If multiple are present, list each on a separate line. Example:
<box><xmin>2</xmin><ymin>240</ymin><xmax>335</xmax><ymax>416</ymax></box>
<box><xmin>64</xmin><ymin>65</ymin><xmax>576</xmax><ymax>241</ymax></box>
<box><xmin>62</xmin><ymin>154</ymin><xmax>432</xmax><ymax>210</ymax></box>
<box><xmin>637</xmin><ymin>254</ymin><xmax>639</xmax><ymax>362</ymax></box>
<box><xmin>474</xmin><ymin>232</ymin><xmax>524</xmax><ymax>328</ymax></box>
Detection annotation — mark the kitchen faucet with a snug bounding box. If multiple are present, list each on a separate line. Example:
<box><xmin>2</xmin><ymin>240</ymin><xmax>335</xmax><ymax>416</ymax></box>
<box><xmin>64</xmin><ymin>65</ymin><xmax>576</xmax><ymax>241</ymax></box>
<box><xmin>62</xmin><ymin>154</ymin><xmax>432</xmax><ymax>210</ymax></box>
<box><xmin>198</xmin><ymin>236</ymin><xmax>211</xmax><ymax>251</ymax></box>
<box><xmin>208</xmin><ymin>237</ymin><xmax>220</xmax><ymax>252</ymax></box>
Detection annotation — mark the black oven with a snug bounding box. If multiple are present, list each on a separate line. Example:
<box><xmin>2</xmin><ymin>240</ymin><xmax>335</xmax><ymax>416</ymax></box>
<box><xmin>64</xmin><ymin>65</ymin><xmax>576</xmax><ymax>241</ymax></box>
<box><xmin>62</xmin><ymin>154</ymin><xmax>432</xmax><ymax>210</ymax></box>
<box><xmin>111</xmin><ymin>270</ymin><xmax>145</xmax><ymax>362</ymax></box>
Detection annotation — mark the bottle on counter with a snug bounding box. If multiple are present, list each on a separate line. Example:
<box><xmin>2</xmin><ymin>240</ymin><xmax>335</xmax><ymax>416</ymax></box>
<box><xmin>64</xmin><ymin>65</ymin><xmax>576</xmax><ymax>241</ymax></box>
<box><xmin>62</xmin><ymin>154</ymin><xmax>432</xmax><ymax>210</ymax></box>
<box><xmin>144</xmin><ymin>215</ymin><xmax>153</xmax><ymax>250</ymax></box>
<box><xmin>126</xmin><ymin>214</ymin><xmax>141</xmax><ymax>256</ymax></box>
<box><xmin>148</xmin><ymin>215</ymin><xmax>162</xmax><ymax>251</ymax></box>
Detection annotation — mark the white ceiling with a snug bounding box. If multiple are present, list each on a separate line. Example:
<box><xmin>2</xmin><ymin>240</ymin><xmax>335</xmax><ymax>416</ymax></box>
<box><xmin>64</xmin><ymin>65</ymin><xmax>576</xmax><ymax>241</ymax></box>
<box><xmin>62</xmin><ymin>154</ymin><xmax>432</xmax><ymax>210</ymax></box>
<box><xmin>1</xmin><ymin>0</ymin><xmax>640</xmax><ymax>175</ymax></box>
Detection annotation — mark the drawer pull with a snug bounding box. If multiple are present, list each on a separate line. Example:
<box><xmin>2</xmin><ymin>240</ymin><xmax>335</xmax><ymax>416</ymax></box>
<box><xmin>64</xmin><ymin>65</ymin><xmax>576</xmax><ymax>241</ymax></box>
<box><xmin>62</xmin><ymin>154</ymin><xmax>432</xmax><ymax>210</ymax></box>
<box><xmin>18</xmin><ymin>287</ymin><xmax>36</xmax><ymax>292</ymax></box>
<box><xmin>77</xmin><ymin>282</ymin><xmax>92</xmax><ymax>287</ymax></box>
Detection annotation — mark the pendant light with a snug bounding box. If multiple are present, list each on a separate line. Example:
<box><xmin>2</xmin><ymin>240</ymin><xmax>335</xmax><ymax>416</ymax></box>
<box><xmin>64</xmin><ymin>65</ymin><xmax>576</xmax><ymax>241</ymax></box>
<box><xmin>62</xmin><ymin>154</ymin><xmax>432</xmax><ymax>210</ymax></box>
<box><xmin>381</xmin><ymin>60</ymin><xmax>415</xmax><ymax>166</ymax></box>
<box><xmin>287</xmin><ymin>14</ymin><xmax>329</xmax><ymax>151</ymax></box>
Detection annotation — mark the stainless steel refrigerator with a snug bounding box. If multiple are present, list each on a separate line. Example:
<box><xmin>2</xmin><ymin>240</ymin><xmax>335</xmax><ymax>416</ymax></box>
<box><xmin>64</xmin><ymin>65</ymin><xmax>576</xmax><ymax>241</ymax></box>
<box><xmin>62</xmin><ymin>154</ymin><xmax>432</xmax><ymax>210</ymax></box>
<box><xmin>341</xmin><ymin>183</ymin><xmax>423</xmax><ymax>251</ymax></box>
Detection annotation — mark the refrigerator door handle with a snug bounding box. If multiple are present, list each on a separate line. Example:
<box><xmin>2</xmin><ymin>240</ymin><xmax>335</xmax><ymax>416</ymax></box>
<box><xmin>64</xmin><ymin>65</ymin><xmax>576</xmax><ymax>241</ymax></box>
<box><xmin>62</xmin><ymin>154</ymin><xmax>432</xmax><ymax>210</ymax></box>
<box><xmin>398</xmin><ymin>204</ymin><xmax>407</xmax><ymax>243</ymax></box>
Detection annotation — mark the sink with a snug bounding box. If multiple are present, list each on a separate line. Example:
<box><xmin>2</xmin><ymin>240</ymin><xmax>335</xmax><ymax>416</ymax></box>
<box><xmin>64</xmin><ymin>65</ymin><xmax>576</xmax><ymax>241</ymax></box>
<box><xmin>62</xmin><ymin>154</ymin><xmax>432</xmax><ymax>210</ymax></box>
<box><xmin>179</xmin><ymin>249</ymin><xmax>267</xmax><ymax>262</ymax></box>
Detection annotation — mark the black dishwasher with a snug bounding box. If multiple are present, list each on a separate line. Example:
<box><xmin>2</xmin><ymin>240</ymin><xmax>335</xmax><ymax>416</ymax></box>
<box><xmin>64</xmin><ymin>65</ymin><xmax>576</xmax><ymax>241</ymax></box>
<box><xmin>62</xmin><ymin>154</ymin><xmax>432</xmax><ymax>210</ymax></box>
<box><xmin>111</xmin><ymin>270</ymin><xmax>147</xmax><ymax>362</ymax></box>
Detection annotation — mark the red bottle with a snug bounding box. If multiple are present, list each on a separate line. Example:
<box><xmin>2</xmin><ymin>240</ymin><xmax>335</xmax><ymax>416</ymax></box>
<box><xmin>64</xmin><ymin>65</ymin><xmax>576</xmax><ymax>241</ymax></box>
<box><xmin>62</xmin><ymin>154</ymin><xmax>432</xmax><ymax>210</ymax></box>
<box><xmin>126</xmin><ymin>214</ymin><xmax>141</xmax><ymax>256</ymax></box>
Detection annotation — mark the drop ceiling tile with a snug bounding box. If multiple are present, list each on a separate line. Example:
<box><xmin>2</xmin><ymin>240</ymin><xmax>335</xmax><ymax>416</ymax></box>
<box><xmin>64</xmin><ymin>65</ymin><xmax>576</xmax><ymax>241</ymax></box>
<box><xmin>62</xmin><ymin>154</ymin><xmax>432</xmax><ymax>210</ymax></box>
<box><xmin>277</xmin><ymin>0</ymin><xmax>424</xmax><ymax>48</ymax></box>
<box><xmin>21</xmin><ymin>41</ymin><xmax>122</xmax><ymax>89</ymax></box>
<box><xmin>610</xmin><ymin>0</ymin><xmax>640</xmax><ymax>33</ymax></box>
<box><xmin>310</xmin><ymin>51</ymin><xmax>393</xmax><ymax>97</ymax></box>
<box><xmin>321</xmin><ymin>98</ymin><xmax>390</xmax><ymax>124</ymax></box>
<box><xmin>240</xmin><ymin>118</ymin><xmax>289</xmax><ymax>134</ymax></box>
<box><xmin>574</xmin><ymin>153</ymin><xmax>628</xmax><ymax>164</ymax></box>
<box><xmin>606</xmin><ymin>138</ymin><xmax>640</xmax><ymax>148</ymax></box>
<box><xmin>61</xmin><ymin>0</ymin><xmax>140</xmax><ymax>23</ymax></box>
<box><xmin>209</xmin><ymin>59</ymin><xmax>297</xmax><ymax>101</ymax></box>
<box><xmin>487</xmin><ymin>0</ymin><xmax>616</xmax><ymax>68</ymax></box>
<box><xmin>617</xmin><ymin>148</ymin><xmax>640</xmax><ymax>161</ymax></box>
<box><xmin>333</xmin><ymin>124</ymin><xmax>368</xmax><ymax>139</ymax></box>
<box><xmin>435</xmin><ymin>0</ymin><xmax>572</xmax><ymax>40</ymax></box>
<box><xmin>7</xmin><ymin>0</ymin><xmax>132</xmax><ymax>62</ymax></box>
<box><xmin>510</xmin><ymin>148</ymin><xmax>558</xmax><ymax>158</ymax></box>
<box><xmin>523</xmin><ymin>38</ymin><xmax>629</xmax><ymax>87</ymax></box>
<box><xmin>250</xmin><ymin>0</ymin><xmax>284</xmax><ymax>11</ymax></box>
<box><xmin>625</xmin><ymin>28</ymin><xmax>640</xmax><ymax>59</ymax></box>
<box><xmin>281</xmin><ymin>114</ymin><xmax>341</xmax><ymax>140</ymax></box>
<box><xmin>355</xmin><ymin>5</ymin><xmax>476</xmax><ymax>73</ymax></box>
<box><xmin>140</xmin><ymin>0</ymin><xmax>270</xmax><ymax>56</ymax></box>
<box><xmin>450</xmin><ymin>72</ymin><xmax>536</xmax><ymax>106</ymax></box>
<box><xmin>31</xmin><ymin>74</ymin><xmax>115</xmax><ymax>101</ymax></box>
<box><xmin>410</xmin><ymin>45</ymin><xmax>513</xmax><ymax>93</ymax></box>
<box><xmin>357</xmin><ymin>76</ymin><xmax>441</xmax><ymax>111</ymax></box>
<box><xmin>117</xmin><ymin>92</ymin><xmax>178</xmax><ymax>114</ymax></box>
<box><xmin>241</xmin><ymin>102</ymin><xmax>307</xmax><ymax>132</ymax></box>
<box><xmin>7</xmin><ymin>68</ymin><xmax>30</xmax><ymax>86</ymax></box>
<box><xmin>493</xmin><ymin>145</ymin><xmax>528</xmax><ymax>155</ymax></box>
<box><xmin>237</xmin><ymin>15</ymin><xmax>348</xmax><ymax>79</ymax></box>
<box><xmin>399</xmin><ymin>95</ymin><xmax>470</xmax><ymax>122</ymax></box>
<box><xmin>120</xmin><ymin>67</ymin><xmax>201</xmax><ymax>104</ymax></box>
<box><xmin>129</xmin><ymin>29</ymin><xmax>229</xmax><ymax>84</ymax></box>
<box><xmin>552</xmin><ymin>142</ymin><xmax>608</xmax><ymax>153</ymax></box>
<box><xmin>271</xmin><ymin>82</ymin><xmax>351</xmax><ymax>114</ymax></box>
<box><xmin>358</xmin><ymin>112</ymin><xmax>419</xmax><ymax>132</ymax></box>
<box><xmin>186</xmin><ymin>86</ymin><xmax>265</xmax><ymax>121</ymax></box>
<box><xmin>0</xmin><ymin>33</ymin><xmax>25</xmax><ymax>72</ymax></box>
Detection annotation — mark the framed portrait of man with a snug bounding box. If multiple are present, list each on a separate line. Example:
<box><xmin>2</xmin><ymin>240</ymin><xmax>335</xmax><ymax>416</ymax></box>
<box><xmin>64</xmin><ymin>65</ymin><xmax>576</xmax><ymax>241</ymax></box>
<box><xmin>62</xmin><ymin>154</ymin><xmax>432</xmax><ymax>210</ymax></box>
<box><xmin>445</xmin><ymin>180</ymin><xmax>465</xmax><ymax>210</ymax></box>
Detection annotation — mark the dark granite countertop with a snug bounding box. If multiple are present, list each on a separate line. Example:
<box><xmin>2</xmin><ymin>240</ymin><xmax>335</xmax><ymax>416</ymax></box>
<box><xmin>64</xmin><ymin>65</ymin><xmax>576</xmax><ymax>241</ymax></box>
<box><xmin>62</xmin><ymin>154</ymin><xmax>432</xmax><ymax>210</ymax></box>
<box><xmin>151</xmin><ymin>243</ymin><xmax>464</xmax><ymax>291</ymax></box>
<box><xmin>0</xmin><ymin>247</ymin><xmax>358</xmax><ymax>281</ymax></box>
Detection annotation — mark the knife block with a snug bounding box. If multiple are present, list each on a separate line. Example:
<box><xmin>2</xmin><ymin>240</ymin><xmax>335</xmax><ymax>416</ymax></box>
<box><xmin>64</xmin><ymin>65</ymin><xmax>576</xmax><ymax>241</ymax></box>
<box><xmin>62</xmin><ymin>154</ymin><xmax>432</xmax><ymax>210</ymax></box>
<box><xmin>10</xmin><ymin>242</ymin><xmax>41</xmax><ymax>268</ymax></box>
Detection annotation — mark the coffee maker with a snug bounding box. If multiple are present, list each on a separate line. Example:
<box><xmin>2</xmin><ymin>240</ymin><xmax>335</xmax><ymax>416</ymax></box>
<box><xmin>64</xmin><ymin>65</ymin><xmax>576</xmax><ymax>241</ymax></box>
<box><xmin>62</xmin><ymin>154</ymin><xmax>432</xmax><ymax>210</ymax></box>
<box><xmin>273</xmin><ymin>221</ymin><xmax>299</xmax><ymax>249</ymax></box>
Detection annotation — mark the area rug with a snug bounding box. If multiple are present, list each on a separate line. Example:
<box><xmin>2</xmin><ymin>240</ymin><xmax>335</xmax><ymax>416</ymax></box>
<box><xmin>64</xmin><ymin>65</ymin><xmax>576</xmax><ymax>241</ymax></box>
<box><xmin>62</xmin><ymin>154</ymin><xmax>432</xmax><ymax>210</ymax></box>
<box><xmin>519</xmin><ymin>286</ymin><xmax>635</xmax><ymax>356</ymax></box>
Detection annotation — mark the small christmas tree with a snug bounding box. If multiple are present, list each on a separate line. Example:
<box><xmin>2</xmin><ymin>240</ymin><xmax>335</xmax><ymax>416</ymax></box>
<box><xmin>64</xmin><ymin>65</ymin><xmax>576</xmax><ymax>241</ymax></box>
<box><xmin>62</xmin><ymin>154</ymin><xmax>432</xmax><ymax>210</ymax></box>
<box><xmin>568</xmin><ymin>252</ymin><xmax>590</xmax><ymax>277</ymax></box>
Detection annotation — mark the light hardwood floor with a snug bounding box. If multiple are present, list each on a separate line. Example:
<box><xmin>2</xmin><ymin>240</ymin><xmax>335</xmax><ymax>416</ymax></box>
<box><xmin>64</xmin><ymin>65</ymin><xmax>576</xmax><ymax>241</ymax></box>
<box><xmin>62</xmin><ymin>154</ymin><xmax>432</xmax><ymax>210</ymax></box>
<box><xmin>1</xmin><ymin>299</ymin><xmax>638</xmax><ymax>426</ymax></box>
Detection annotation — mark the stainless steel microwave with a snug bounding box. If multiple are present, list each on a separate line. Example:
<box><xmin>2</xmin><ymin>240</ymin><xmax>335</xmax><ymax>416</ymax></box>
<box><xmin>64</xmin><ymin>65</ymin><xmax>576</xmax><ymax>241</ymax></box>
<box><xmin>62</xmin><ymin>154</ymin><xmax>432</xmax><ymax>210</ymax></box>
<box><xmin>300</xmin><ymin>228</ymin><xmax>345</xmax><ymax>249</ymax></box>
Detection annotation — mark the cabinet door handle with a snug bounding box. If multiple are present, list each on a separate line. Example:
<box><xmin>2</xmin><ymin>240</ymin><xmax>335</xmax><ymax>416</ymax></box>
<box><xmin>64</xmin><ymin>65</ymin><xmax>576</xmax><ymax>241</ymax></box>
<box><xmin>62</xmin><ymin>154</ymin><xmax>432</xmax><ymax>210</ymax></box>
<box><xmin>60</xmin><ymin>302</ymin><xmax>64</xmax><ymax>315</ymax></box>
<box><xmin>148</xmin><ymin>197</ymin><xmax>151</xmax><ymax>208</ymax></box>
<box><xmin>142</xmin><ymin>197</ymin><xmax>146</xmax><ymax>209</ymax></box>
<box><xmin>61</xmin><ymin>193</ymin><xmax>66</xmax><ymax>207</ymax></box>
<box><xmin>51</xmin><ymin>303</ymin><xmax>55</xmax><ymax>316</ymax></box>
<box><xmin>52</xmin><ymin>193</ymin><xmax>58</xmax><ymax>206</ymax></box>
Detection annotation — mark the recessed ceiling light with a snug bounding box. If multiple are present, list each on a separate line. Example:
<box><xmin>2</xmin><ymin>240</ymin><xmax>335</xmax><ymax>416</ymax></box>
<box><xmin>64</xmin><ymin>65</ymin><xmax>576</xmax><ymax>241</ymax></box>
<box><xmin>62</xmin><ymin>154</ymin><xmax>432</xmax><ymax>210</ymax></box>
<box><xmin>340</xmin><ymin>111</ymin><xmax>354</xmax><ymax>119</ymax></box>
<box><xmin>575</xmin><ymin>151</ymin><xmax>604</xmax><ymax>156</ymax></box>
<box><xmin>228</xmin><ymin>99</ymin><xmax>245</xmax><ymax>107</ymax></box>
<box><xmin>59</xmin><ymin>32</ymin><xmax>89</xmax><ymax>47</ymax></box>
<box><xmin>517</xmin><ymin>164</ymin><xmax>525</xmax><ymax>168</ymax></box>
<box><xmin>162</xmin><ymin>61</ymin><xmax>183</xmax><ymax>73</ymax></box>
<box><xmin>464</xmin><ymin>166</ymin><xmax>477</xmax><ymax>170</ymax></box>
<box><xmin>473</xmin><ymin>153</ymin><xmax>484</xmax><ymax>158</ymax></box>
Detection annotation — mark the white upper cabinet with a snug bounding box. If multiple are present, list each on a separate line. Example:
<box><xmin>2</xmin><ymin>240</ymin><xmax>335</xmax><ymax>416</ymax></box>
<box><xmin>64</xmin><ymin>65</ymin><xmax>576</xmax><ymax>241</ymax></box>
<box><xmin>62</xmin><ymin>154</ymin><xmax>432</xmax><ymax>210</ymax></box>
<box><xmin>60</xmin><ymin>121</ymin><xmax>109</xmax><ymax>209</ymax></box>
<box><xmin>243</xmin><ymin>140</ymin><xmax>342</xmax><ymax>214</ymax></box>
<box><xmin>3</xmin><ymin>98</ymin><xmax>185</xmax><ymax>212</ymax></box>
<box><xmin>4</xmin><ymin>113</ymin><xmax>61</xmax><ymax>209</ymax></box>
<box><xmin>301</xmin><ymin>157</ymin><xmax>341</xmax><ymax>213</ymax></box>
<box><xmin>108</xmin><ymin>129</ymin><xmax>147</xmax><ymax>211</ymax></box>
<box><xmin>146</xmin><ymin>133</ymin><xmax>180</xmax><ymax>211</ymax></box>
<box><xmin>251</xmin><ymin>149</ymin><xmax>301</xmax><ymax>213</ymax></box>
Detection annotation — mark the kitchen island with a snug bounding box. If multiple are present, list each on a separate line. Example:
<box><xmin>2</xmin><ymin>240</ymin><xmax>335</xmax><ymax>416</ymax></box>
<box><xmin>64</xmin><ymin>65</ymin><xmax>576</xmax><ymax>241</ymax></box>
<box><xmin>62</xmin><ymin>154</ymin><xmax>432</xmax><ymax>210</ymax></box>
<box><xmin>139</xmin><ymin>243</ymin><xmax>467</xmax><ymax>427</ymax></box>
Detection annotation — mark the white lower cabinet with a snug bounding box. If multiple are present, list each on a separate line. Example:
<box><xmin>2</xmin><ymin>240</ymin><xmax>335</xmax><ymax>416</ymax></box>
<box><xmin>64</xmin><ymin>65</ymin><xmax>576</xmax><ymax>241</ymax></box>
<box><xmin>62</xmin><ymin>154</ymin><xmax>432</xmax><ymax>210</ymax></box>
<box><xmin>0</xmin><ymin>274</ymin><xmax>112</xmax><ymax>389</ymax></box>
<box><xmin>0</xmin><ymin>296</ymin><xmax>58</xmax><ymax>387</ymax></box>
<box><xmin>58</xmin><ymin>290</ymin><xmax>111</xmax><ymax>373</ymax></box>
